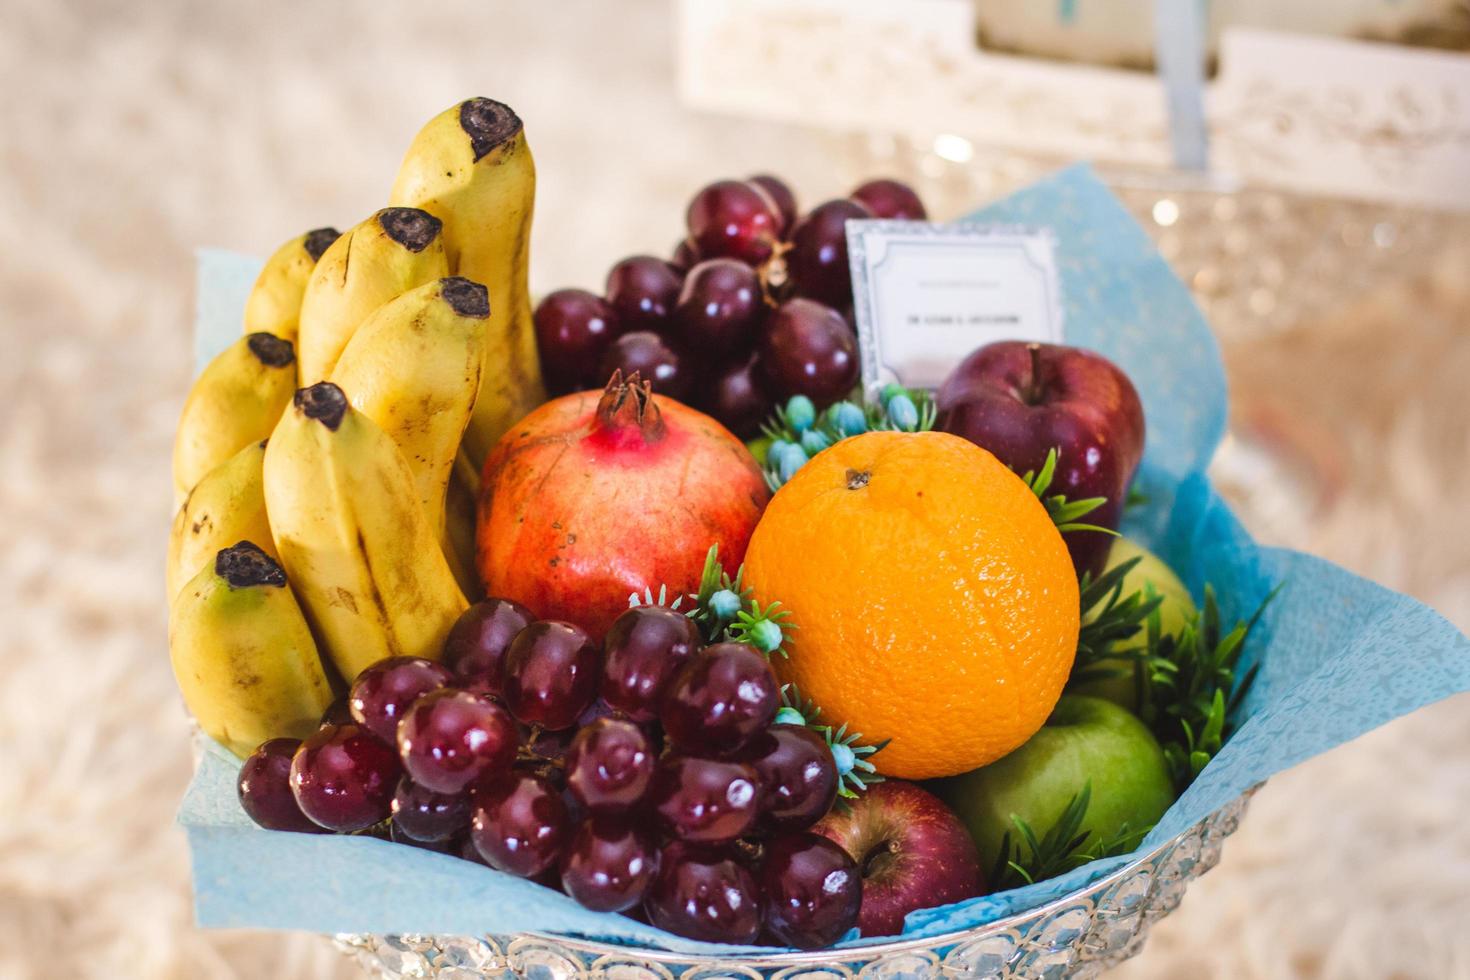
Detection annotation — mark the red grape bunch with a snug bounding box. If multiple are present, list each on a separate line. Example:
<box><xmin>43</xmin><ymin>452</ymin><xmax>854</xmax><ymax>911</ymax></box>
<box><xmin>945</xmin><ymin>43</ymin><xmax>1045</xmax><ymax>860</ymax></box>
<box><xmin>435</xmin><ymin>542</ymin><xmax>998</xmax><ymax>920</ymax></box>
<box><xmin>236</xmin><ymin>596</ymin><xmax>864</xmax><ymax>948</ymax></box>
<box><xmin>533</xmin><ymin>176</ymin><xmax>928</xmax><ymax>438</ymax></box>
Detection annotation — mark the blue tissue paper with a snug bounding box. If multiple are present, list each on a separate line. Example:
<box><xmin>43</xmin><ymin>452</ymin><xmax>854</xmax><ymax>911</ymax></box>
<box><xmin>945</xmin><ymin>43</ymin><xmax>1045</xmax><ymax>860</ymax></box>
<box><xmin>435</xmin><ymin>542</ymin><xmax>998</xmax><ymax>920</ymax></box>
<box><xmin>179</xmin><ymin>166</ymin><xmax>1470</xmax><ymax>953</ymax></box>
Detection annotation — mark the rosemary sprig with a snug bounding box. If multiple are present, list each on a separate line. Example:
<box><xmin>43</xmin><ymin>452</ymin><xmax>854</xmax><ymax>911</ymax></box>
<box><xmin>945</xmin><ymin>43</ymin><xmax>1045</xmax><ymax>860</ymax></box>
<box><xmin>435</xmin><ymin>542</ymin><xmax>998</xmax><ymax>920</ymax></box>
<box><xmin>1070</xmin><ymin>556</ymin><xmax>1164</xmax><ymax>685</ymax></box>
<box><xmin>988</xmin><ymin>782</ymin><xmax>1152</xmax><ymax>891</ymax></box>
<box><xmin>1139</xmin><ymin>583</ymin><xmax>1280</xmax><ymax>791</ymax></box>
<box><xmin>1020</xmin><ymin>448</ymin><xmax>1118</xmax><ymax>536</ymax></box>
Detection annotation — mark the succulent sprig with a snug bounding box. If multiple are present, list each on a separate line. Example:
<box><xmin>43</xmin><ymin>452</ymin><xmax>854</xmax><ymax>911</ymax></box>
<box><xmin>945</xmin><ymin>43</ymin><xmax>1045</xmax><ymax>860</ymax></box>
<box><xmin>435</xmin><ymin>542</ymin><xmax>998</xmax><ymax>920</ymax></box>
<box><xmin>1070</xmin><ymin>556</ymin><xmax>1164</xmax><ymax>685</ymax></box>
<box><xmin>760</xmin><ymin>388</ymin><xmax>936</xmax><ymax>491</ymax></box>
<box><xmin>728</xmin><ymin>599</ymin><xmax>796</xmax><ymax>658</ymax></box>
<box><xmin>681</xmin><ymin>545</ymin><xmax>797</xmax><ymax>659</ymax></box>
<box><xmin>988</xmin><ymin>782</ymin><xmax>1151</xmax><ymax>891</ymax></box>
<box><xmin>627</xmin><ymin>583</ymin><xmax>686</xmax><ymax>611</ymax></box>
<box><xmin>777</xmin><ymin>683</ymin><xmax>888</xmax><ymax>799</ymax></box>
<box><xmin>685</xmin><ymin>544</ymin><xmax>751</xmax><ymax>641</ymax></box>
<box><xmin>1021</xmin><ymin>448</ymin><xmax>1117</xmax><ymax>536</ymax></box>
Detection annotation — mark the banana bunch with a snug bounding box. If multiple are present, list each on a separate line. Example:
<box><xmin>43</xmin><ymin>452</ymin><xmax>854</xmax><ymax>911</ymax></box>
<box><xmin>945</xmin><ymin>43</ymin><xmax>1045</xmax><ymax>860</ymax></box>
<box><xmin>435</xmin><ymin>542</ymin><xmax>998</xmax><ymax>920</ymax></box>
<box><xmin>390</xmin><ymin>97</ymin><xmax>545</xmax><ymax>468</ymax></box>
<box><xmin>167</xmin><ymin>97</ymin><xmax>546</xmax><ymax>759</ymax></box>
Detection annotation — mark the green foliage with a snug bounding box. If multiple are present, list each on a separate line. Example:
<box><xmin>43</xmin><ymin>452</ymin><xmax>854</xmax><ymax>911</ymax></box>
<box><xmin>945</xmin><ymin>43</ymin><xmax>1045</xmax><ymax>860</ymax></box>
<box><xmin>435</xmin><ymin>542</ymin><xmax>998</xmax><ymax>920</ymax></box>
<box><xmin>1139</xmin><ymin>584</ymin><xmax>1279</xmax><ymax>790</ymax></box>
<box><xmin>1071</xmin><ymin>556</ymin><xmax>1164</xmax><ymax>684</ymax></box>
<box><xmin>1020</xmin><ymin>448</ymin><xmax>1118</xmax><ymax>536</ymax></box>
<box><xmin>988</xmin><ymin>782</ymin><xmax>1151</xmax><ymax>891</ymax></box>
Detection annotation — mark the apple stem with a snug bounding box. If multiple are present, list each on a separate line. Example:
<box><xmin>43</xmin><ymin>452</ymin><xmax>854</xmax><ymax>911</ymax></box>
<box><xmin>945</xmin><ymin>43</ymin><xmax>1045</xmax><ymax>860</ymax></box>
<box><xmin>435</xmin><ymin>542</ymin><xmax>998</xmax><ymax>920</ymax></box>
<box><xmin>1025</xmin><ymin>343</ymin><xmax>1045</xmax><ymax>405</ymax></box>
<box><xmin>861</xmin><ymin>839</ymin><xmax>899</xmax><ymax>877</ymax></box>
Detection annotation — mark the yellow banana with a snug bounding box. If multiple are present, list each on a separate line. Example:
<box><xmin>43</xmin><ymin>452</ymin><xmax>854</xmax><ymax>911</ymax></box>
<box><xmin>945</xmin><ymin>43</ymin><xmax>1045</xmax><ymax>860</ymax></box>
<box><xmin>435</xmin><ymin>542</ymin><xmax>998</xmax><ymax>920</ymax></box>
<box><xmin>264</xmin><ymin>382</ymin><xmax>467</xmax><ymax>681</ymax></box>
<box><xmin>167</xmin><ymin>440</ymin><xmax>274</xmax><ymax>605</ymax></box>
<box><xmin>242</xmin><ymin>227</ymin><xmax>341</xmax><ymax>342</ymax></box>
<box><xmin>169</xmin><ymin>541</ymin><xmax>334</xmax><ymax>759</ymax></box>
<box><xmin>443</xmin><ymin>462</ymin><xmax>482</xmax><ymax>598</ymax></box>
<box><xmin>389</xmin><ymin>97</ymin><xmax>545</xmax><ymax>467</ymax></box>
<box><xmin>295</xmin><ymin>208</ymin><xmax>448</xmax><ymax>384</ymax></box>
<box><xmin>331</xmin><ymin>276</ymin><xmax>489</xmax><ymax>526</ymax></box>
<box><xmin>173</xmin><ymin>332</ymin><xmax>296</xmax><ymax>505</ymax></box>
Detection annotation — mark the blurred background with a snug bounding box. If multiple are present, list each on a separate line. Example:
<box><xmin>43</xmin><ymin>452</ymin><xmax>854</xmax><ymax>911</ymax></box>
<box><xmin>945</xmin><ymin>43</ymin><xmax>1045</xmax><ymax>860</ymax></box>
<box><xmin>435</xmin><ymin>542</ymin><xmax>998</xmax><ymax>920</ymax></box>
<box><xmin>2</xmin><ymin>0</ymin><xmax>1467</xmax><ymax>977</ymax></box>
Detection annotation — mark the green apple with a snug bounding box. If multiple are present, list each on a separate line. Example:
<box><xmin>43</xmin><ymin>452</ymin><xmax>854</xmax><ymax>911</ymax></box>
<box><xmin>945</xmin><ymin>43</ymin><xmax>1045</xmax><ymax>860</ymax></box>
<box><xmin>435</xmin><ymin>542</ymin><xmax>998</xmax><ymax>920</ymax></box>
<box><xmin>932</xmin><ymin>695</ymin><xmax>1175</xmax><ymax>872</ymax></box>
<box><xmin>1074</xmin><ymin>536</ymin><xmax>1197</xmax><ymax>709</ymax></box>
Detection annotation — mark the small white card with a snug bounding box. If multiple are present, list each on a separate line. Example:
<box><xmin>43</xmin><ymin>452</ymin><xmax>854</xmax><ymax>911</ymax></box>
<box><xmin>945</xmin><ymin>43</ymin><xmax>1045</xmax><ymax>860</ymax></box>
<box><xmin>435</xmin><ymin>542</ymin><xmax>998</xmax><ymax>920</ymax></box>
<box><xmin>846</xmin><ymin>221</ymin><xmax>1064</xmax><ymax>392</ymax></box>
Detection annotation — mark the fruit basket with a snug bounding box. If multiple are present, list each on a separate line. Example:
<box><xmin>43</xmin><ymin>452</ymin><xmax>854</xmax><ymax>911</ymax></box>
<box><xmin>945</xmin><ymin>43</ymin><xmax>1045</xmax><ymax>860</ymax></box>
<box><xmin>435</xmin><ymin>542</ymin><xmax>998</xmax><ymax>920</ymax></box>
<box><xmin>331</xmin><ymin>787</ymin><xmax>1255</xmax><ymax>979</ymax></box>
<box><xmin>171</xmin><ymin>98</ymin><xmax>1470</xmax><ymax>978</ymax></box>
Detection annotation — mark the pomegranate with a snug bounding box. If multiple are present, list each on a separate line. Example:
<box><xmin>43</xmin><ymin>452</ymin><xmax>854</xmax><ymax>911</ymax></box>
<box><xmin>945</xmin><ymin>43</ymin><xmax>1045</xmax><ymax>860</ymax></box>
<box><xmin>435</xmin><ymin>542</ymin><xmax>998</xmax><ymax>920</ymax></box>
<box><xmin>477</xmin><ymin>372</ymin><xmax>770</xmax><ymax>639</ymax></box>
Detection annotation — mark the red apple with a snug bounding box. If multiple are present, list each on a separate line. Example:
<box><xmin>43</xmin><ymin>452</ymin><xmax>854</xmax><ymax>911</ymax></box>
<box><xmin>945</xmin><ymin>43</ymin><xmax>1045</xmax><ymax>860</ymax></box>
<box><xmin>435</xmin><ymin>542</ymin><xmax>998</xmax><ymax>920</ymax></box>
<box><xmin>813</xmin><ymin>780</ymin><xmax>985</xmax><ymax>937</ymax></box>
<box><xmin>936</xmin><ymin>341</ymin><xmax>1145</xmax><ymax>578</ymax></box>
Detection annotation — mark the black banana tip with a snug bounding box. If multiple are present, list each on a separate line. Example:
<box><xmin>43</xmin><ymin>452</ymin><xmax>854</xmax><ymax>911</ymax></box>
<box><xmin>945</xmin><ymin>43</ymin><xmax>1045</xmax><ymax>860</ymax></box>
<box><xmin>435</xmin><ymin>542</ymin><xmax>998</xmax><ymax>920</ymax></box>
<box><xmin>295</xmin><ymin>382</ymin><xmax>348</xmax><ymax>430</ymax></box>
<box><xmin>246</xmin><ymin>333</ymin><xmax>295</xmax><ymax>368</ymax></box>
<box><xmin>303</xmin><ymin>227</ymin><xmax>342</xmax><ymax>262</ymax></box>
<box><xmin>459</xmin><ymin>98</ymin><xmax>522</xmax><ymax>162</ymax></box>
<box><xmin>216</xmin><ymin>542</ymin><xmax>287</xmax><ymax>589</ymax></box>
<box><xmin>377</xmin><ymin>208</ymin><xmax>442</xmax><ymax>253</ymax></box>
<box><xmin>440</xmin><ymin>277</ymin><xmax>490</xmax><ymax>318</ymax></box>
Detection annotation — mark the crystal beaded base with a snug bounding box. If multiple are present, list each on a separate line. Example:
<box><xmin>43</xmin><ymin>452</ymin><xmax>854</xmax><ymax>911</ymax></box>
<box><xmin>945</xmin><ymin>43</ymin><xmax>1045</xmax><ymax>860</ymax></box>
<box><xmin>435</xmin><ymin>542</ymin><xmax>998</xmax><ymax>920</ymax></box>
<box><xmin>333</xmin><ymin>790</ymin><xmax>1252</xmax><ymax>979</ymax></box>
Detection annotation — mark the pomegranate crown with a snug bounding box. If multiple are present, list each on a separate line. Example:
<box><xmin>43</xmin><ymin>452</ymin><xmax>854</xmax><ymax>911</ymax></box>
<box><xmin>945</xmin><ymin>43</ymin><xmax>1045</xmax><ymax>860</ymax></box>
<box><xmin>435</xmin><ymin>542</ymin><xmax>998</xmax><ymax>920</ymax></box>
<box><xmin>595</xmin><ymin>370</ymin><xmax>666</xmax><ymax>442</ymax></box>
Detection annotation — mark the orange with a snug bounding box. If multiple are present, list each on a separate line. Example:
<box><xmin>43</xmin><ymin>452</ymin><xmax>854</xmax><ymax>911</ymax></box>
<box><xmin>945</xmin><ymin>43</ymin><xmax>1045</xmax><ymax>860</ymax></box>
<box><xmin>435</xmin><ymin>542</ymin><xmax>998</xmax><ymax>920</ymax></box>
<box><xmin>743</xmin><ymin>430</ymin><xmax>1079</xmax><ymax>779</ymax></box>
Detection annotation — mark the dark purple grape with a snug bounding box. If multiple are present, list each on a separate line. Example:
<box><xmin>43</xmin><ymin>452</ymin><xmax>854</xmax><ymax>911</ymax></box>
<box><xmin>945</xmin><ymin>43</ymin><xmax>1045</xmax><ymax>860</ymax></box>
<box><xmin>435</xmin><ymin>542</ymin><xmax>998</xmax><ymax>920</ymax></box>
<box><xmin>760</xmin><ymin>833</ymin><xmax>862</xmax><ymax>949</ymax></box>
<box><xmin>605</xmin><ymin>256</ymin><xmax>682</xmax><ymax>333</ymax></box>
<box><xmin>522</xmin><ymin>698</ymin><xmax>621</xmax><ymax>765</ymax></box>
<box><xmin>787</xmin><ymin>199</ymin><xmax>870</xmax><ymax>308</ymax></box>
<box><xmin>289</xmin><ymin>724</ymin><xmax>402</xmax><ymax>832</ymax></box>
<box><xmin>349</xmin><ymin>656</ymin><xmax>454</xmax><ymax>743</ymax></box>
<box><xmin>598</xmin><ymin>331</ymin><xmax>692</xmax><ymax>401</ymax></box>
<box><xmin>671</xmin><ymin>238</ymin><xmax>700</xmax><ymax>273</ymax></box>
<box><xmin>566</xmin><ymin>718</ymin><xmax>654</xmax><ymax>811</ymax></box>
<box><xmin>442</xmin><ymin>597</ymin><xmax>536</xmax><ymax>695</ymax></box>
<box><xmin>396</xmin><ymin>689</ymin><xmax>518</xmax><ymax>794</ymax></box>
<box><xmin>561</xmin><ymin>813</ymin><xmax>659</xmax><ymax>912</ymax></box>
<box><xmin>389</xmin><ymin>822</ymin><xmax>459</xmax><ymax>853</ymax></box>
<box><xmin>649</xmin><ymin>755</ymin><xmax>762</xmax><ymax>843</ymax></box>
<box><xmin>758</xmin><ymin>298</ymin><xmax>859</xmax><ymax>407</ymax></box>
<box><xmin>702</xmin><ymin>352</ymin><xmax>774</xmax><ymax>439</ymax></box>
<box><xmin>748</xmin><ymin>174</ymin><xmax>798</xmax><ymax>237</ymax></box>
<box><xmin>644</xmin><ymin>841</ymin><xmax>763</xmax><ymax>943</ymax></box>
<box><xmin>600</xmin><ymin>605</ymin><xmax>703</xmax><ymax>721</ymax></box>
<box><xmin>470</xmin><ymin>772</ymin><xmax>571</xmax><ymax>877</ymax></box>
<box><xmin>661</xmin><ymin>643</ymin><xmax>779</xmax><ymax>755</ymax></box>
<box><xmin>390</xmin><ymin>777</ymin><xmax>472</xmax><ymax>842</ymax></box>
<box><xmin>748</xmin><ymin>725</ymin><xmax>838</xmax><ymax>831</ymax></box>
<box><xmin>319</xmin><ymin>698</ymin><xmax>354</xmax><ymax>729</ymax></box>
<box><xmin>534</xmin><ymin>289</ymin><xmax>623</xmax><ymax>393</ymax></box>
<box><xmin>501</xmin><ymin>620</ymin><xmax>601</xmax><ymax>730</ymax></box>
<box><xmin>850</xmin><ymin>178</ymin><xmax>927</xmax><ymax>220</ymax></box>
<box><xmin>686</xmin><ymin>180</ymin><xmax>781</xmax><ymax>266</ymax></box>
<box><xmin>238</xmin><ymin>738</ymin><xmax>321</xmax><ymax>833</ymax></box>
<box><xmin>457</xmin><ymin>833</ymin><xmax>488</xmax><ymax>865</ymax></box>
<box><xmin>671</xmin><ymin>259</ymin><xmax>765</xmax><ymax>357</ymax></box>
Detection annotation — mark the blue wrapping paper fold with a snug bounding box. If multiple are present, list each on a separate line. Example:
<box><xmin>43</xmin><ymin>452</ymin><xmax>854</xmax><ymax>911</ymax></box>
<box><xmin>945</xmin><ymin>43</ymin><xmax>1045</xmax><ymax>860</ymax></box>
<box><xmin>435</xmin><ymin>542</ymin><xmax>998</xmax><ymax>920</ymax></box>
<box><xmin>179</xmin><ymin>166</ymin><xmax>1470</xmax><ymax>953</ymax></box>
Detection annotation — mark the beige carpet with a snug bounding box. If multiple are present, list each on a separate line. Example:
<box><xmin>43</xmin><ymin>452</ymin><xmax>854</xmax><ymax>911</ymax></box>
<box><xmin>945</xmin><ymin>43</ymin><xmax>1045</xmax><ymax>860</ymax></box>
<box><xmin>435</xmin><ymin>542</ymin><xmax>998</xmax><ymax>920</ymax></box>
<box><xmin>2</xmin><ymin>2</ymin><xmax>1467</xmax><ymax>978</ymax></box>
